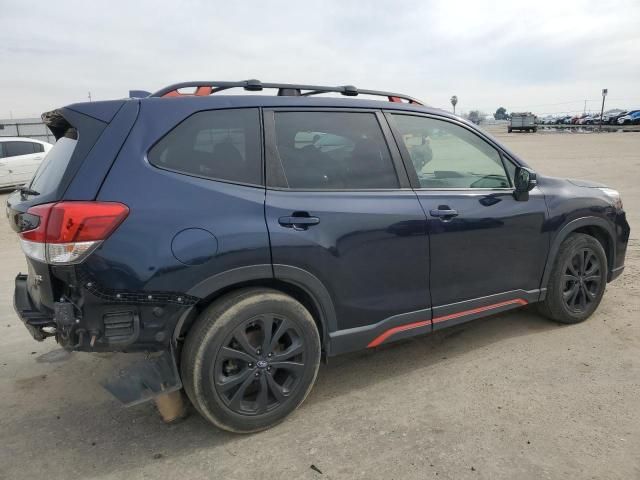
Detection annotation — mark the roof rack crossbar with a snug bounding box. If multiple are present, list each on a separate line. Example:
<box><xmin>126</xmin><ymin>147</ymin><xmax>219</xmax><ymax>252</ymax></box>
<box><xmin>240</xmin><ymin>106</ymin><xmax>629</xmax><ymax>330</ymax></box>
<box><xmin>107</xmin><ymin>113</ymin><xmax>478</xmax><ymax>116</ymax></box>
<box><xmin>149</xmin><ymin>80</ymin><xmax>423</xmax><ymax>105</ymax></box>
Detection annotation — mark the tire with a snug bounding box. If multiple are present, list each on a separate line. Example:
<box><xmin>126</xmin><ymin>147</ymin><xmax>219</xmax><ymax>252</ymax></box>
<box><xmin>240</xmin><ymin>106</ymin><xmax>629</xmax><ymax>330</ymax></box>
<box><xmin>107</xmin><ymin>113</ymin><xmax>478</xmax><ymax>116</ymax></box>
<box><xmin>181</xmin><ymin>288</ymin><xmax>321</xmax><ymax>433</ymax></box>
<box><xmin>538</xmin><ymin>233</ymin><xmax>607</xmax><ymax>324</ymax></box>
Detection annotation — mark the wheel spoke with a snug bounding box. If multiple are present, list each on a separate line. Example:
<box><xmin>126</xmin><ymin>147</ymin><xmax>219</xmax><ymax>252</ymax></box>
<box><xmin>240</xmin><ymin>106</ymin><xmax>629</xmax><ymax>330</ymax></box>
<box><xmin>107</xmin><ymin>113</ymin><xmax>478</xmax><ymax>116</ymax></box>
<box><xmin>269</xmin><ymin>318</ymin><xmax>290</xmax><ymax>351</ymax></box>
<box><xmin>584</xmin><ymin>275</ymin><xmax>600</xmax><ymax>283</ymax></box>
<box><xmin>272</xmin><ymin>341</ymin><xmax>304</xmax><ymax>362</ymax></box>
<box><xmin>567</xmin><ymin>262</ymin><xmax>579</xmax><ymax>277</ymax></box>
<box><xmin>260</xmin><ymin>315</ymin><xmax>274</xmax><ymax>354</ymax></box>
<box><xmin>234</xmin><ymin>329</ymin><xmax>256</xmax><ymax>356</ymax></box>
<box><xmin>216</xmin><ymin>368</ymin><xmax>252</xmax><ymax>392</ymax></box>
<box><xmin>578</xmin><ymin>250</ymin><xmax>586</xmax><ymax>275</ymax></box>
<box><xmin>563</xmin><ymin>274</ymin><xmax>579</xmax><ymax>284</ymax></box>
<box><xmin>255</xmin><ymin>374</ymin><xmax>269</xmax><ymax>414</ymax></box>
<box><xmin>563</xmin><ymin>283</ymin><xmax>579</xmax><ymax>303</ymax></box>
<box><xmin>219</xmin><ymin>346</ymin><xmax>255</xmax><ymax>363</ymax></box>
<box><xmin>578</xmin><ymin>286</ymin><xmax>587</xmax><ymax>309</ymax></box>
<box><xmin>584</xmin><ymin>286</ymin><xmax>597</xmax><ymax>300</ymax></box>
<box><xmin>584</xmin><ymin>257</ymin><xmax>599</xmax><ymax>274</ymax></box>
<box><xmin>266</xmin><ymin>373</ymin><xmax>287</xmax><ymax>402</ymax></box>
<box><xmin>271</xmin><ymin>361</ymin><xmax>305</xmax><ymax>375</ymax></box>
<box><xmin>228</xmin><ymin>373</ymin><xmax>255</xmax><ymax>409</ymax></box>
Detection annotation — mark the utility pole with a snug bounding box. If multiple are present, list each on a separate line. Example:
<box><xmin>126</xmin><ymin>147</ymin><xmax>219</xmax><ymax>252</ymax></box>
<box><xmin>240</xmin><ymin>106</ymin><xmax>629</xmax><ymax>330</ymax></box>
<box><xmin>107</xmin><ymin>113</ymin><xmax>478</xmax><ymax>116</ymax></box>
<box><xmin>88</xmin><ymin>91</ymin><xmax>92</xmax><ymax>102</ymax></box>
<box><xmin>600</xmin><ymin>88</ymin><xmax>607</xmax><ymax>131</ymax></box>
<box><xmin>583</xmin><ymin>99</ymin><xmax>587</xmax><ymax>114</ymax></box>
<box><xmin>450</xmin><ymin>95</ymin><xmax>458</xmax><ymax>115</ymax></box>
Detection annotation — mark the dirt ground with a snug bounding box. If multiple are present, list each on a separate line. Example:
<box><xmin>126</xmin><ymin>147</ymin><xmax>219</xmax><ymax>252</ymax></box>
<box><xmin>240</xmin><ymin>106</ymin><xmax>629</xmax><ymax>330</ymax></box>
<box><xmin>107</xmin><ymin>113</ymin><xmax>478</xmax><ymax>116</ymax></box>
<box><xmin>1</xmin><ymin>129</ymin><xmax>638</xmax><ymax>480</ymax></box>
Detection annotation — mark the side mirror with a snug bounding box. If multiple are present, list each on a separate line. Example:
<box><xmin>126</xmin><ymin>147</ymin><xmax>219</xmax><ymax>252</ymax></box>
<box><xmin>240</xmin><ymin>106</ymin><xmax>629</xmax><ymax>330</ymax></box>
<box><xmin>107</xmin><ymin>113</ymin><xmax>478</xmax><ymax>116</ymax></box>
<box><xmin>513</xmin><ymin>166</ymin><xmax>537</xmax><ymax>201</ymax></box>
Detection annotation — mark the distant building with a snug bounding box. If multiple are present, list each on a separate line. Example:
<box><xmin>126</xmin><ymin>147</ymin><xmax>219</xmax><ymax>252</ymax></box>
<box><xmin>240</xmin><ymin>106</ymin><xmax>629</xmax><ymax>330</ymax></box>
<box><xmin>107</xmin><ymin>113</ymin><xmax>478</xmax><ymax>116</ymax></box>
<box><xmin>0</xmin><ymin>117</ymin><xmax>54</xmax><ymax>144</ymax></box>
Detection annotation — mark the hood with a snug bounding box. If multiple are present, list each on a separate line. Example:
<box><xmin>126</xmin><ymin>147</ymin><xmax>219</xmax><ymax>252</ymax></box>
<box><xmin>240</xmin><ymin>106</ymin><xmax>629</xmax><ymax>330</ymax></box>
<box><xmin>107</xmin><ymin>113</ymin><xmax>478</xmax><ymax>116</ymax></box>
<box><xmin>567</xmin><ymin>178</ymin><xmax>608</xmax><ymax>188</ymax></box>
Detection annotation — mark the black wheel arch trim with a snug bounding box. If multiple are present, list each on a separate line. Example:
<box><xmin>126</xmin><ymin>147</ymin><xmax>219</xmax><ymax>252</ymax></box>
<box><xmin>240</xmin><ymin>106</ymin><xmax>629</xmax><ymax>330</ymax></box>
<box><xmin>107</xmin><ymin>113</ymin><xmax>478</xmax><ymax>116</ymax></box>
<box><xmin>272</xmin><ymin>264</ymin><xmax>337</xmax><ymax>343</ymax></box>
<box><xmin>540</xmin><ymin>216</ymin><xmax>616</xmax><ymax>290</ymax></box>
<box><xmin>179</xmin><ymin>264</ymin><xmax>336</xmax><ymax>349</ymax></box>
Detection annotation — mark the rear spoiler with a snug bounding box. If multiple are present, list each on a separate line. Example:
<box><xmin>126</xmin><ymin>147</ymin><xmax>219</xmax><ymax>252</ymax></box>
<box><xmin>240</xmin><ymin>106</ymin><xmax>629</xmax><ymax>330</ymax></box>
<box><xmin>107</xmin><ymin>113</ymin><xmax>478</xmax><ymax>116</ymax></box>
<box><xmin>41</xmin><ymin>109</ymin><xmax>71</xmax><ymax>140</ymax></box>
<box><xmin>129</xmin><ymin>90</ymin><xmax>151</xmax><ymax>98</ymax></box>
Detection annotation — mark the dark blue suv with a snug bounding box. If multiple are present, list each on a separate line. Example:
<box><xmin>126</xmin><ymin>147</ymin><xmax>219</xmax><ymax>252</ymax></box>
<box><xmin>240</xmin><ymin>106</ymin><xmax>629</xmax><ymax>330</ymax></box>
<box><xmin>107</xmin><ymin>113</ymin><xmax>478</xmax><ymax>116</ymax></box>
<box><xmin>8</xmin><ymin>80</ymin><xmax>630</xmax><ymax>432</ymax></box>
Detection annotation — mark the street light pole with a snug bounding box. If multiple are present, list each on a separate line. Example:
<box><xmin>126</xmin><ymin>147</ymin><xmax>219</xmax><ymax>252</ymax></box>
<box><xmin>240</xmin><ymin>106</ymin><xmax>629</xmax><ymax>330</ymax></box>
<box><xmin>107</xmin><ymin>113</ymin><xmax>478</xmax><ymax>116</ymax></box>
<box><xmin>599</xmin><ymin>88</ymin><xmax>607</xmax><ymax>131</ymax></box>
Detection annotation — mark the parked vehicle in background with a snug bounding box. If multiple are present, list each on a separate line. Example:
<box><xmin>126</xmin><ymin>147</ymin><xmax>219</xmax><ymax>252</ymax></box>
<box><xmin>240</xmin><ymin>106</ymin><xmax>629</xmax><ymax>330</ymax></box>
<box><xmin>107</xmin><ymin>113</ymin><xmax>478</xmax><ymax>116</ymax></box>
<box><xmin>0</xmin><ymin>137</ymin><xmax>52</xmax><ymax>189</ymax></box>
<box><xmin>585</xmin><ymin>114</ymin><xmax>601</xmax><ymax>125</ymax></box>
<box><xmin>509</xmin><ymin>112</ymin><xmax>537</xmax><ymax>132</ymax></box>
<box><xmin>617</xmin><ymin>110</ymin><xmax>640</xmax><ymax>125</ymax></box>
<box><xmin>602</xmin><ymin>110</ymin><xmax>626</xmax><ymax>124</ymax></box>
<box><xmin>8</xmin><ymin>80</ymin><xmax>630</xmax><ymax>433</ymax></box>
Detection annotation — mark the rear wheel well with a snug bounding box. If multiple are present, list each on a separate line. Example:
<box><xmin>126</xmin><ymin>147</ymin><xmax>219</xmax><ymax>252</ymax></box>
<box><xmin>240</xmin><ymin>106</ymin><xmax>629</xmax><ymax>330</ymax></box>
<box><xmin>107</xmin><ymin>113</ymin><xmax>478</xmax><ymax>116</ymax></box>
<box><xmin>179</xmin><ymin>279</ymin><xmax>326</xmax><ymax>350</ymax></box>
<box><xmin>571</xmin><ymin>225</ymin><xmax>613</xmax><ymax>271</ymax></box>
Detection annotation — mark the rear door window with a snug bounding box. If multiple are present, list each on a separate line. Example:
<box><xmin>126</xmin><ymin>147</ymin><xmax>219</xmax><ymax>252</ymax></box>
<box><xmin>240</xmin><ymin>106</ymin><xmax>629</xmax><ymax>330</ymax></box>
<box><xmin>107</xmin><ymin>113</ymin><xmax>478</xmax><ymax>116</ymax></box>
<box><xmin>3</xmin><ymin>141</ymin><xmax>35</xmax><ymax>157</ymax></box>
<box><xmin>272</xmin><ymin>111</ymin><xmax>398</xmax><ymax>189</ymax></box>
<box><xmin>148</xmin><ymin>108</ymin><xmax>262</xmax><ymax>186</ymax></box>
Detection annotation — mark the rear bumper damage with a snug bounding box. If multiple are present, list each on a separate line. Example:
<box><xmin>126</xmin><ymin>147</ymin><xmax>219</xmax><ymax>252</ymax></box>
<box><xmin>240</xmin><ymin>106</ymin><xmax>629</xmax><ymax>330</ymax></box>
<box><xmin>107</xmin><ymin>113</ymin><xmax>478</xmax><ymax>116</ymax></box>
<box><xmin>14</xmin><ymin>273</ymin><xmax>55</xmax><ymax>341</ymax></box>
<box><xmin>13</xmin><ymin>272</ymin><xmax>194</xmax><ymax>406</ymax></box>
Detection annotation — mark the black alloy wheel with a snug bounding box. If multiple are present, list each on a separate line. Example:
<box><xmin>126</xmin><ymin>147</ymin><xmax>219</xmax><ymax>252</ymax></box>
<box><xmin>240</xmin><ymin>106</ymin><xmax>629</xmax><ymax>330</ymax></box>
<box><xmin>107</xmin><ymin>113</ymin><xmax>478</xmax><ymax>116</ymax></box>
<box><xmin>562</xmin><ymin>248</ymin><xmax>602</xmax><ymax>313</ymax></box>
<box><xmin>538</xmin><ymin>233</ymin><xmax>607</xmax><ymax>324</ymax></box>
<box><xmin>214</xmin><ymin>314</ymin><xmax>306</xmax><ymax>415</ymax></box>
<box><xmin>181</xmin><ymin>288</ymin><xmax>321</xmax><ymax>433</ymax></box>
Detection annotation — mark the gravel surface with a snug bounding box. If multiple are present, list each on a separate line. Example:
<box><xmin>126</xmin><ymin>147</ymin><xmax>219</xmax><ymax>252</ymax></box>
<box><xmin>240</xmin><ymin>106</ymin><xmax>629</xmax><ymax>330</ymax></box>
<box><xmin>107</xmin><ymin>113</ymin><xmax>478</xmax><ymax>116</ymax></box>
<box><xmin>0</xmin><ymin>129</ymin><xmax>638</xmax><ymax>480</ymax></box>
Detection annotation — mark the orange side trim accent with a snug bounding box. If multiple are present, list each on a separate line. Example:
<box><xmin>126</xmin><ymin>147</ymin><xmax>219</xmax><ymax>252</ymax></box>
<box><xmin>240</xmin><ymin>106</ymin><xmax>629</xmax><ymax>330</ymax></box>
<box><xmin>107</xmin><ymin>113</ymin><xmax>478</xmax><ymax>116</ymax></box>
<box><xmin>431</xmin><ymin>299</ymin><xmax>528</xmax><ymax>324</ymax></box>
<box><xmin>367</xmin><ymin>299</ymin><xmax>527</xmax><ymax>348</ymax></box>
<box><xmin>367</xmin><ymin>319</ymin><xmax>431</xmax><ymax>348</ymax></box>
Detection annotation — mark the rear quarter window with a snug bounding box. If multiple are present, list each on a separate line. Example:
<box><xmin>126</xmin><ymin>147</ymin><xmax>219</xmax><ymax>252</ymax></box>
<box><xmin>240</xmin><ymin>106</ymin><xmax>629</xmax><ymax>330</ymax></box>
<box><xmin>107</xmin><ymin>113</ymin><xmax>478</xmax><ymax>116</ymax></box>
<box><xmin>148</xmin><ymin>108</ymin><xmax>262</xmax><ymax>186</ymax></box>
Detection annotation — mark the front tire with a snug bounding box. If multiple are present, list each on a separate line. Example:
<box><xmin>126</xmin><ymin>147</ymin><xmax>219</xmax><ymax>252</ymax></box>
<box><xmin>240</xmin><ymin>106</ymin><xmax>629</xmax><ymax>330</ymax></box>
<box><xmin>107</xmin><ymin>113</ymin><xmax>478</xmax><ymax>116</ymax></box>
<box><xmin>181</xmin><ymin>288</ymin><xmax>321</xmax><ymax>433</ymax></box>
<box><xmin>538</xmin><ymin>233</ymin><xmax>607</xmax><ymax>324</ymax></box>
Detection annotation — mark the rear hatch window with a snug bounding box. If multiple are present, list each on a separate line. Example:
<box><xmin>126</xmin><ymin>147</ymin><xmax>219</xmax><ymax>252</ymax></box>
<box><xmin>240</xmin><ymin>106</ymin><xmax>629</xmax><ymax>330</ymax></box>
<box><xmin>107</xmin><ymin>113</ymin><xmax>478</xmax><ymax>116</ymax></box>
<box><xmin>6</xmin><ymin>108</ymin><xmax>107</xmax><ymax>210</ymax></box>
<box><xmin>29</xmin><ymin>129</ymin><xmax>78</xmax><ymax>197</ymax></box>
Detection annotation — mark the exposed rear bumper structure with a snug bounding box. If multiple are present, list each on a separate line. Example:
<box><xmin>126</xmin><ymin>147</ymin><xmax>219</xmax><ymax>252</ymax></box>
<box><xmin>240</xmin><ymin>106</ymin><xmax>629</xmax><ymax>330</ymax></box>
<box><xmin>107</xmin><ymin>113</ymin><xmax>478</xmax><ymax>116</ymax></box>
<box><xmin>13</xmin><ymin>274</ymin><xmax>55</xmax><ymax>341</ymax></box>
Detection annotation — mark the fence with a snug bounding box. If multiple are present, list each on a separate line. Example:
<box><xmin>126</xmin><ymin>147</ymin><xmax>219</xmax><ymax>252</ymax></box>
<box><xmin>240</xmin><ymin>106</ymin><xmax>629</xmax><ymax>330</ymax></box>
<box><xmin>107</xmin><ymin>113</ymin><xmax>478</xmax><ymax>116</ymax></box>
<box><xmin>0</xmin><ymin>118</ymin><xmax>55</xmax><ymax>144</ymax></box>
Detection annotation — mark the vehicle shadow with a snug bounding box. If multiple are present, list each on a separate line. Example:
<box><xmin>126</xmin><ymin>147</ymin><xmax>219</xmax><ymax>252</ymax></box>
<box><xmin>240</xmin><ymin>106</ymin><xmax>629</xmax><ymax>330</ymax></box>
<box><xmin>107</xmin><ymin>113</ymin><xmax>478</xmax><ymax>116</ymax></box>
<box><xmin>0</xmin><ymin>306</ymin><xmax>561</xmax><ymax>479</ymax></box>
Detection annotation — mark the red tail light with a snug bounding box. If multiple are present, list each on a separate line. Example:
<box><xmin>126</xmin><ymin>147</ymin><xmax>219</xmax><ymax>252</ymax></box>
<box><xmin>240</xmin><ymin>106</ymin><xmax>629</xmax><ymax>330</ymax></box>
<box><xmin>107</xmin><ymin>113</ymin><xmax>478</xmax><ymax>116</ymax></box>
<box><xmin>18</xmin><ymin>201</ymin><xmax>129</xmax><ymax>264</ymax></box>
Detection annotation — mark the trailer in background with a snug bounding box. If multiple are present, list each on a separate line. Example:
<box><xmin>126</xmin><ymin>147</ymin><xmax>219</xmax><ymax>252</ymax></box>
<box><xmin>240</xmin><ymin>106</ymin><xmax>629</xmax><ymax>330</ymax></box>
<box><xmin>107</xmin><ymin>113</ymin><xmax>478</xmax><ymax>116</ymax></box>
<box><xmin>509</xmin><ymin>112</ymin><xmax>537</xmax><ymax>133</ymax></box>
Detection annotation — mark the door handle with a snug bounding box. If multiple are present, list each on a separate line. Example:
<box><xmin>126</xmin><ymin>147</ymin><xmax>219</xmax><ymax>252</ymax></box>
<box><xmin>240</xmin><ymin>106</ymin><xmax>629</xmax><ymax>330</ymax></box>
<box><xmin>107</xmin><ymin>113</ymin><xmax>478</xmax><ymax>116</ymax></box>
<box><xmin>430</xmin><ymin>208</ymin><xmax>459</xmax><ymax>219</ymax></box>
<box><xmin>278</xmin><ymin>214</ymin><xmax>320</xmax><ymax>230</ymax></box>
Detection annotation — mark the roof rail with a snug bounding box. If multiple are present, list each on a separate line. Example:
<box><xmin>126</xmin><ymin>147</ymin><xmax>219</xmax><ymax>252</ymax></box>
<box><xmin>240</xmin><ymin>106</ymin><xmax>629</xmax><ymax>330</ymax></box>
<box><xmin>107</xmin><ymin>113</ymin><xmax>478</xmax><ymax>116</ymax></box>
<box><xmin>149</xmin><ymin>80</ymin><xmax>423</xmax><ymax>105</ymax></box>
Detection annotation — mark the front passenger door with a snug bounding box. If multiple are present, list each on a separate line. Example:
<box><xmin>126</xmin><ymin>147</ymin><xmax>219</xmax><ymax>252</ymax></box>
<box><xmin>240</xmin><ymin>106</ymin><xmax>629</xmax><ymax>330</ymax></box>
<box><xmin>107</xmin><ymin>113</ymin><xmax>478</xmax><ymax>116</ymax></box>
<box><xmin>387</xmin><ymin>112</ymin><xmax>549</xmax><ymax>328</ymax></box>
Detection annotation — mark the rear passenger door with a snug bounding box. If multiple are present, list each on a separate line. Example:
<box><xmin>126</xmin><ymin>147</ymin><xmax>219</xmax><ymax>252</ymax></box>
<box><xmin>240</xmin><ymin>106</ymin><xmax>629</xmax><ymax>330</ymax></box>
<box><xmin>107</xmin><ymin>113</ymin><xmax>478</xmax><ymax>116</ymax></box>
<box><xmin>263</xmin><ymin>109</ymin><xmax>431</xmax><ymax>346</ymax></box>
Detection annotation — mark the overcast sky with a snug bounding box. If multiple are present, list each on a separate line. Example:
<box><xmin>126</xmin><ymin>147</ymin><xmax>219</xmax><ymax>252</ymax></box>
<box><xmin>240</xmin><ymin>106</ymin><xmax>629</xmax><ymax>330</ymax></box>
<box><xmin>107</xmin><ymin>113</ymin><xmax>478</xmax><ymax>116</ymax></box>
<box><xmin>1</xmin><ymin>0</ymin><xmax>639</xmax><ymax>118</ymax></box>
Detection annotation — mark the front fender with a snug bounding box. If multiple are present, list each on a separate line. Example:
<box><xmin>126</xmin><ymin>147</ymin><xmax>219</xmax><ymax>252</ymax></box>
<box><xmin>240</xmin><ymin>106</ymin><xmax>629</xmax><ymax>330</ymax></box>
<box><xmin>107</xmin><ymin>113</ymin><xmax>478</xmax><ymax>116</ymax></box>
<box><xmin>539</xmin><ymin>216</ymin><xmax>616</xmax><ymax>294</ymax></box>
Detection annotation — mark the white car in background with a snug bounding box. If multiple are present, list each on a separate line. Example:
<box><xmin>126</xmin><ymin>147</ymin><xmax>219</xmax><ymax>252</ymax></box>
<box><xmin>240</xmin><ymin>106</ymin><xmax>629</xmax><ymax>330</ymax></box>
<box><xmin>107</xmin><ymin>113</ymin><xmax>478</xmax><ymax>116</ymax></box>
<box><xmin>0</xmin><ymin>137</ymin><xmax>52</xmax><ymax>189</ymax></box>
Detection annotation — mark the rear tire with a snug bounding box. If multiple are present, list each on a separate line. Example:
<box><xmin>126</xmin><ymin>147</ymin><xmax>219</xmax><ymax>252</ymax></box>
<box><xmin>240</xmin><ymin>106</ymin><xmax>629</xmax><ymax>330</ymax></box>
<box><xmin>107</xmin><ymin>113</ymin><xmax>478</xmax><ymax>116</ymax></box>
<box><xmin>538</xmin><ymin>233</ymin><xmax>607</xmax><ymax>324</ymax></box>
<box><xmin>181</xmin><ymin>288</ymin><xmax>321</xmax><ymax>433</ymax></box>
